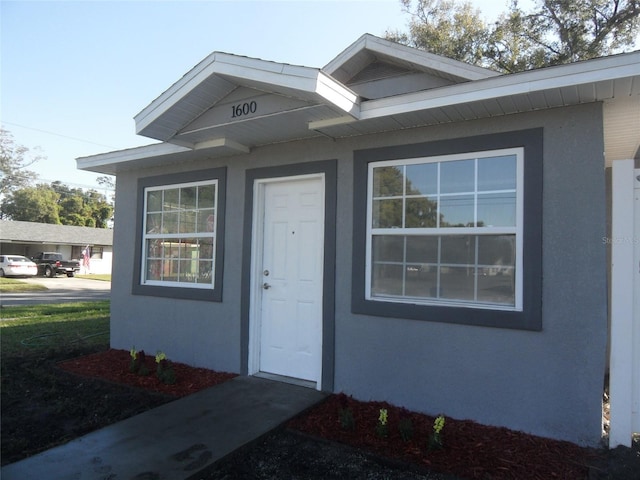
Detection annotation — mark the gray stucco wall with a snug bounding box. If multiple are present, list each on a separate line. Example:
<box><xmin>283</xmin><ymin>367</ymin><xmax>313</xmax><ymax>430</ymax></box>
<box><xmin>110</xmin><ymin>102</ymin><xmax>607</xmax><ymax>446</ymax></box>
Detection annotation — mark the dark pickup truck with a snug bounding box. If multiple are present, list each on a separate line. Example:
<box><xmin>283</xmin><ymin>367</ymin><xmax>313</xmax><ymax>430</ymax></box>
<box><xmin>31</xmin><ymin>252</ymin><xmax>81</xmax><ymax>278</ymax></box>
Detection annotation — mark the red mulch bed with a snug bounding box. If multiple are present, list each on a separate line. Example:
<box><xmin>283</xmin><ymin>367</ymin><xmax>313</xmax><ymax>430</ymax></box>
<box><xmin>288</xmin><ymin>393</ymin><xmax>596</xmax><ymax>480</ymax></box>
<box><xmin>58</xmin><ymin>348</ymin><xmax>237</xmax><ymax>397</ymax></box>
<box><xmin>59</xmin><ymin>350</ymin><xmax>598</xmax><ymax>479</ymax></box>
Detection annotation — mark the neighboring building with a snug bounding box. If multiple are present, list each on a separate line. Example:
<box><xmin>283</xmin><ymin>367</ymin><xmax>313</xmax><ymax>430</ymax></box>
<box><xmin>77</xmin><ymin>34</ymin><xmax>640</xmax><ymax>447</ymax></box>
<box><xmin>0</xmin><ymin>220</ymin><xmax>113</xmax><ymax>274</ymax></box>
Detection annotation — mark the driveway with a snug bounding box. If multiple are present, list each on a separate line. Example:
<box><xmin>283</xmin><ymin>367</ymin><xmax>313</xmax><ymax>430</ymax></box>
<box><xmin>0</xmin><ymin>276</ymin><xmax>111</xmax><ymax>306</ymax></box>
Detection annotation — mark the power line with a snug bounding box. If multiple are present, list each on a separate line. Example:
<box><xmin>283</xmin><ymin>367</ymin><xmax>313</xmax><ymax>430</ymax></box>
<box><xmin>2</xmin><ymin>121</ymin><xmax>118</xmax><ymax>149</ymax></box>
<box><xmin>38</xmin><ymin>178</ymin><xmax>115</xmax><ymax>192</ymax></box>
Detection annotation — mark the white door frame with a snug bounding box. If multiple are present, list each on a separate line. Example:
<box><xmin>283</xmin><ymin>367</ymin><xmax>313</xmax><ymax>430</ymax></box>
<box><xmin>609</xmin><ymin>159</ymin><xmax>640</xmax><ymax>447</ymax></box>
<box><xmin>247</xmin><ymin>173</ymin><xmax>325</xmax><ymax>389</ymax></box>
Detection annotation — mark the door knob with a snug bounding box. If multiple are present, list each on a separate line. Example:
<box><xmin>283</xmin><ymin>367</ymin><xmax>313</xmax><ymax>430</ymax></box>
<box><xmin>263</xmin><ymin>282</ymin><xmax>271</xmax><ymax>290</ymax></box>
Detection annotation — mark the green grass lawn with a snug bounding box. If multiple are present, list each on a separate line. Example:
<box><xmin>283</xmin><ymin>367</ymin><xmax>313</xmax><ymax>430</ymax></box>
<box><xmin>0</xmin><ymin>301</ymin><xmax>110</xmax><ymax>358</ymax></box>
<box><xmin>0</xmin><ymin>277</ymin><xmax>47</xmax><ymax>293</ymax></box>
<box><xmin>76</xmin><ymin>274</ymin><xmax>111</xmax><ymax>282</ymax></box>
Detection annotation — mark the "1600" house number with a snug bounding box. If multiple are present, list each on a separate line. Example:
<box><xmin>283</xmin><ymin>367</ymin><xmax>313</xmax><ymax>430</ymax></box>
<box><xmin>231</xmin><ymin>101</ymin><xmax>257</xmax><ymax>118</ymax></box>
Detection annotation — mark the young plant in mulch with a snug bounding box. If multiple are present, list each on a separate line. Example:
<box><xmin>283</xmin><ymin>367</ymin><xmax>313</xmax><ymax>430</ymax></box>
<box><xmin>155</xmin><ymin>351</ymin><xmax>176</xmax><ymax>385</ymax></box>
<box><xmin>398</xmin><ymin>409</ymin><xmax>414</xmax><ymax>442</ymax></box>
<box><xmin>337</xmin><ymin>394</ymin><xmax>355</xmax><ymax>430</ymax></box>
<box><xmin>428</xmin><ymin>415</ymin><xmax>445</xmax><ymax>450</ymax></box>
<box><xmin>375</xmin><ymin>408</ymin><xmax>389</xmax><ymax>438</ymax></box>
<box><xmin>129</xmin><ymin>347</ymin><xmax>150</xmax><ymax>376</ymax></box>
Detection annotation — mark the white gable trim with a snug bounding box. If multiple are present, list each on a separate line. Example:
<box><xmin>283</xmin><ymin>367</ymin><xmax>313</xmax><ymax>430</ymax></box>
<box><xmin>135</xmin><ymin>53</ymin><xmax>359</xmax><ymax>143</ymax></box>
<box><xmin>324</xmin><ymin>33</ymin><xmax>499</xmax><ymax>83</ymax></box>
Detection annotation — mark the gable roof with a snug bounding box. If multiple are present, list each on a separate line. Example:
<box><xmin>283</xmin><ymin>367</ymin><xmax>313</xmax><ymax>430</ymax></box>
<box><xmin>134</xmin><ymin>52</ymin><xmax>359</xmax><ymax>149</ymax></box>
<box><xmin>324</xmin><ymin>34</ymin><xmax>498</xmax><ymax>84</ymax></box>
<box><xmin>77</xmin><ymin>34</ymin><xmax>640</xmax><ymax>174</ymax></box>
<box><xmin>0</xmin><ymin>220</ymin><xmax>113</xmax><ymax>247</ymax></box>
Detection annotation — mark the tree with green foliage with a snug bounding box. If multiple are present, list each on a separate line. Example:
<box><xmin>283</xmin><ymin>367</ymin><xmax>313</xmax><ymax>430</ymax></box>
<box><xmin>1</xmin><ymin>181</ymin><xmax>113</xmax><ymax>227</ymax></box>
<box><xmin>51</xmin><ymin>181</ymin><xmax>113</xmax><ymax>228</ymax></box>
<box><xmin>0</xmin><ymin>128</ymin><xmax>41</xmax><ymax>197</ymax></box>
<box><xmin>1</xmin><ymin>184</ymin><xmax>61</xmax><ymax>224</ymax></box>
<box><xmin>386</xmin><ymin>0</ymin><xmax>640</xmax><ymax>72</ymax></box>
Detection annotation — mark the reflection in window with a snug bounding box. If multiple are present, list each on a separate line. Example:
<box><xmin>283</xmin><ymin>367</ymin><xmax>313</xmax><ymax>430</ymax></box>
<box><xmin>142</xmin><ymin>180</ymin><xmax>217</xmax><ymax>289</ymax></box>
<box><xmin>368</xmin><ymin>150</ymin><xmax>522</xmax><ymax>310</ymax></box>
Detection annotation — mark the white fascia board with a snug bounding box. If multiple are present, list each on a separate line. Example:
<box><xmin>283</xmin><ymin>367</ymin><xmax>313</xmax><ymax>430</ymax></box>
<box><xmin>324</xmin><ymin>33</ymin><xmax>498</xmax><ymax>81</ymax></box>
<box><xmin>76</xmin><ymin>143</ymin><xmax>190</xmax><ymax>172</ymax></box>
<box><xmin>361</xmin><ymin>34</ymin><xmax>499</xmax><ymax>81</ymax></box>
<box><xmin>135</xmin><ymin>53</ymin><xmax>322</xmax><ymax>134</ymax></box>
<box><xmin>360</xmin><ymin>51</ymin><xmax>640</xmax><ymax>119</ymax></box>
<box><xmin>134</xmin><ymin>52</ymin><xmax>223</xmax><ymax>133</ymax></box>
<box><xmin>315</xmin><ymin>72</ymin><xmax>360</xmax><ymax>117</ymax></box>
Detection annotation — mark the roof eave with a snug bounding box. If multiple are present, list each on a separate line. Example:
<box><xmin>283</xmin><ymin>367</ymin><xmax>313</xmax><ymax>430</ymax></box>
<box><xmin>360</xmin><ymin>50</ymin><xmax>640</xmax><ymax>119</ymax></box>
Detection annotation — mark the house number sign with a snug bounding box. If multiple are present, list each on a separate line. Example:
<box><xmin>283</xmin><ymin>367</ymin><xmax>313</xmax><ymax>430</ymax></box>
<box><xmin>231</xmin><ymin>101</ymin><xmax>257</xmax><ymax>118</ymax></box>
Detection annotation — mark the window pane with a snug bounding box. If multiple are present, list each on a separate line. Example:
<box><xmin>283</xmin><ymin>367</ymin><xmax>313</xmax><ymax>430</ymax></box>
<box><xmin>164</xmin><ymin>189</ymin><xmax>180</xmax><ymax>210</ymax></box>
<box><xmin>180</xmin><ymin>186</ymin><xmax>197</xmax><ymax>210</ymax></box>
<box><xmin>199</xmin><ymin>237</ymin><xmax>214</xmax><ymax>260</ymax></box>
<box><xmin>372</xmin><ymin>235</ymin><xmax>404</xmax><ymax>262</ymax></box>
<box><xmin>146</xmin><ymin>239</ymin><xmax>162</xmax><ymax>258</ymax></box>
<box><xmin>163</xmin><ymin>212</ymin><xmax>179</xmax><ymax>234</ymax></box>
<box><xmin>372</xmin><ymin>199</ymin><xmax>402</xmax><ymax>228</ymax></box>
<box><xmin>477</xmin><ymin>193</ymin><xmax>516</xmax><ymax>227</ymax></box>
<box><xmin>441</xmin><ymin>235</ymin><xmax>475</xmax><ymax>265</ymax></box>
<box><xmin>405</xmin><ymin>265</ymin><xmax>438</xmax><ymax>298</ymax></box>
<box><xmin>198</xmin><ymin>261</ymin><xmax>213</xmax><ymax>283</ymax></box>
<box><xmin>165</xmin><ymin>259</ymin><xmax>179</xmax><ymax>282</ymax></box>
<box><xmin>146</xmin><ymin>259</ymin><xmax>162</xmax><ymax>281</ymax></box>
<box><xmin>164</xmin><ymin>239</ymin><xmax>178</xmax><ymax>258</ymax></box>
<box><xmin>406</xmin><ymin>236</ymin><xmax>438</xmax><ymax>264</ymax></box>
<box><xmin>477</xmin><ymin>235</ymin><xmax>515</xmax><ymax>306</ymax></box>
<box><xmin>406</xmin><ymin>197</ymin><xmax>438</xmax><ymax>228</ymax></box>
<box><xmin>478</xmin><ymin>155</ymin><xmax>516</xmax><ymax>191</ymax></box>
<box><xmin>180</xmin><ymin>210</ymin><xmax>197</xmax><ymax>233</ymax></box>
<box><xmin>440</xmin><ymin>195</ymin><xmax>474</xmax><ymax>227</ymax></box>
<box><xmin>198</xmin><ymin>185</ymin><xmax>216</xmax><ymax>209</ymax></box>
<box><xmin>179</xmin><ymin>260</ymin><xmax>195</xmax><ymax>282</ymax></box>
<box><xmin>440</xmin><ymin>159</ymin><xmax>474</xmax><ymax>193</ymax></box>
<box><xmin>147</xmin><ymin>191</ymin><xmax>162</xmax><ymax>212</ymax></box>
<box><xmin>197</xmin><ymin>209</ymin><xmax>215</xmax><ymax>233</ymax></box>
<box><xmin>478</xmin><ymin>235</ymin><xmax>515</xmax><ymax>267</ymax></box>
<box><xmin>477</xmin><ymin>271</ymin><xmax>515</xmax><ymax>305</ymax></box>
<box><xmin>440</xmin><ymin>266</ymin><xmax>475</xmax><ymax>301</ymax></box>
<box><xmin>371</xmin><ymin>263</ymin><xmax>403</xmax><ymax>296</ymax></box>
<box><xmin>146</xmin><ymin>213</ymin><xmax>161</xmax><ymax>234</ymax></box>
<box><xmin>373</xmin><ymin>166</ymin><xmax>403</xmax><ymax>197</ymax></box>
<box><xmin>406</xmin><ymin>163</ymin><xmax>437</xmax><ymax>195</ymax></box>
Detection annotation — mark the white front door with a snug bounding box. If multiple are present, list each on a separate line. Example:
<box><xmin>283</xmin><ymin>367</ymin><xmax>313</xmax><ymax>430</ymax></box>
<box><xmin>252</xmin><ymin>175</ymin><xmax>324</xmax><ymax>385</ymax></box>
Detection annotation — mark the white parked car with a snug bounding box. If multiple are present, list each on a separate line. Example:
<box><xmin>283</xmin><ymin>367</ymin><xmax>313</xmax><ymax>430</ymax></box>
<box><xmin>0</xmin><ymin>255</ymin><xmax>38</xmax><ymax>277</ymax></box>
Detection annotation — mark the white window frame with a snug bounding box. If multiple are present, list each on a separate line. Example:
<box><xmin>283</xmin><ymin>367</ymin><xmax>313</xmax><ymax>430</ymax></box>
<box><xmin>365</xmin><ymin>148</ymin><xmax>524</xmax><ymax>311</ymax></box>
<box><xmin>141</xmin><ymin>179</ymin><xmax>218</xmax><ymax>289</ymax></box>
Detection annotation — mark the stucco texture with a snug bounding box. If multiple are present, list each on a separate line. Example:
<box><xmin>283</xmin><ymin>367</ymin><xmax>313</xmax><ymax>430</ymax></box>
<box><xmin>110</xmin><ymin>102</ymin><xmax>607</xmax><ymax>446</ymax></box>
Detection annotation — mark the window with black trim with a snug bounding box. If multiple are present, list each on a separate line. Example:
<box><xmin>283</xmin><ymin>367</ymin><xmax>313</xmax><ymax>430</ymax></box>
<box><xmin>133</xmin><ymin>167</ymin><xmax>226</xmax><ymax>302</ymax></box>
<box><xmin>367</xmin><ymin>149</ymin><xmax>523</xmax><ymax>311</ymax></box>
<box><xmin>352</xmin><ymin>130</ymin><xmax>542</xmax><ymax>331</ymax></box>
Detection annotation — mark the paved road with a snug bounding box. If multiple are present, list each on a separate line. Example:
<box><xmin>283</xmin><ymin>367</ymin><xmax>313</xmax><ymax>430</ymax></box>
<box><xmin>0</xmin><ymin>276</ymin><xmax>111</xmax><ymax>306</ymax></box>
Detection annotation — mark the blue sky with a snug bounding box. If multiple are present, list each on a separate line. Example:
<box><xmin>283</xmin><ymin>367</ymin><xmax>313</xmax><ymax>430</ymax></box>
<box><xmin>1</xmin><ymin>0</ymin><xmax>510</xmax><ymax>190</ymax></box>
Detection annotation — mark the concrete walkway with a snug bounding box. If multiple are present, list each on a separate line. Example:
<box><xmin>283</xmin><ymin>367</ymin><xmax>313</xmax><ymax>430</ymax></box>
<box><xmin>1</xmin><ymin>376</ymin><xmax>326</xmax><ymax>480</ymax></box>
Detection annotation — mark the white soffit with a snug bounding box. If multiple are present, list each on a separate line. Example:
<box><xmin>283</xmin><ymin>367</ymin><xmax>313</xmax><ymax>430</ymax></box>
<box><xmin>75</xmin><ymin>141</ymin><xmax>248</xmax><ymax>175</ymax></box>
